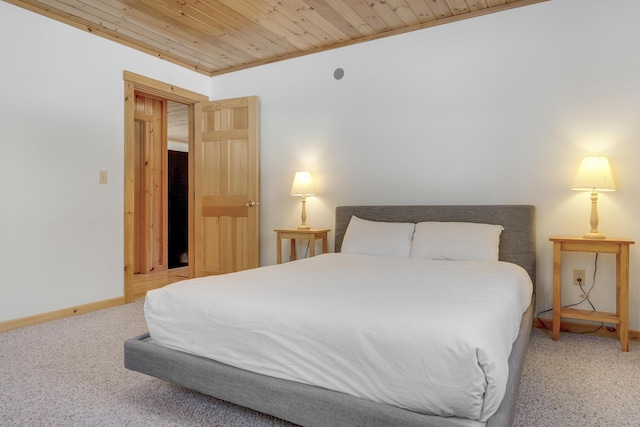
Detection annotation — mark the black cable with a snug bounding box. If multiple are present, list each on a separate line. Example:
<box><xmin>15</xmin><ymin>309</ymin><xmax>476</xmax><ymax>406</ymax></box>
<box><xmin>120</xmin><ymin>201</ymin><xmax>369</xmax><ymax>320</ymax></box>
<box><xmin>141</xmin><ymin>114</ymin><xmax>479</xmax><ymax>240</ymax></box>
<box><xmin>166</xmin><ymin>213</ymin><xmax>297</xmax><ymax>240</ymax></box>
<box><xmin>536</xmin><ymin>307</ymin><xmax>553</xmax><ymax>330</ymax></box>
<box><xmin>536</xmin><ymin>253</ymin><xmax>604</xmax><ymax>334</ymax></box>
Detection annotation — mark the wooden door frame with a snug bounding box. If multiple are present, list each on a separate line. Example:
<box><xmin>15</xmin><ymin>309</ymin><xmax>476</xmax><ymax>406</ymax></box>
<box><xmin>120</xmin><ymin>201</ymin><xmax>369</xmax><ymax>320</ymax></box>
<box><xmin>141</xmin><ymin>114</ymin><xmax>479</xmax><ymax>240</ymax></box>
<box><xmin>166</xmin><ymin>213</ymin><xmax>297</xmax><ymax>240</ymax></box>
<box><xmin>123</xmin><ymin>71</ymin><xmax>208</xmax><ymax>303</ymax></box>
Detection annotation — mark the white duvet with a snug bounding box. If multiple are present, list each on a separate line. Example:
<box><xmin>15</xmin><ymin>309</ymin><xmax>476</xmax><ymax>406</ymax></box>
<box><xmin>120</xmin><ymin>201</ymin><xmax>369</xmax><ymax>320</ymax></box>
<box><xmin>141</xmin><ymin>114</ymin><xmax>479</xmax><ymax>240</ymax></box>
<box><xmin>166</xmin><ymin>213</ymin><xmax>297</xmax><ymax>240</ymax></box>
<box><xmin>144</xmin><ymin>253</ymin><xmax>533</xmax><ymax>422</ymax></box>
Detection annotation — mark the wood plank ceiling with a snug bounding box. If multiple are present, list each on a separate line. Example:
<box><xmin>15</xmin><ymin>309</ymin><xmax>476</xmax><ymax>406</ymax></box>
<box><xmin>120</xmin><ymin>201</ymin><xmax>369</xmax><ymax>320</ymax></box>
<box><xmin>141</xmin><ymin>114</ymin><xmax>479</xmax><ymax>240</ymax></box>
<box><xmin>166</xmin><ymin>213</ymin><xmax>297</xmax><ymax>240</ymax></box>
<box><xmin>7</xmin><ymin>0</ymin><xmax>547</xmax><ymax>77</ymax></box>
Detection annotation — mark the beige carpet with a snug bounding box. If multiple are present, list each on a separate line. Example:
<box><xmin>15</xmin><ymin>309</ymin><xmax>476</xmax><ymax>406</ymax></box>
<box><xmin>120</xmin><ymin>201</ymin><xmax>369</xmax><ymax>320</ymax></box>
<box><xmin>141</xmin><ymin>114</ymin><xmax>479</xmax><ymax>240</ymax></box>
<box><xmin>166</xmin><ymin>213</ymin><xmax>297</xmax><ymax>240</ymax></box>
<box><xmin>1</xmin><ymin>300</ymin><xmax>639</xmax><ymax>426</ymax></box>
<box><xmin>514</xmin><ymin>325</ymin><xmax>640</xmax><ymax>426</ymax></box>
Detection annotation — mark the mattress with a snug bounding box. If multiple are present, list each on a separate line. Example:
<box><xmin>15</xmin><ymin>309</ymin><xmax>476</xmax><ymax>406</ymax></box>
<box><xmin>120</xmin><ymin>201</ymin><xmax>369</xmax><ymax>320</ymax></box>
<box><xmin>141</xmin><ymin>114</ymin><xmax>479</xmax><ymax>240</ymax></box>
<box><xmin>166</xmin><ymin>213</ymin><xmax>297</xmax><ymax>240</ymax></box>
<box><xmin>144</xmin><ymin>253</ymin><xmax>533</xmax><ymax>422</ymax></box>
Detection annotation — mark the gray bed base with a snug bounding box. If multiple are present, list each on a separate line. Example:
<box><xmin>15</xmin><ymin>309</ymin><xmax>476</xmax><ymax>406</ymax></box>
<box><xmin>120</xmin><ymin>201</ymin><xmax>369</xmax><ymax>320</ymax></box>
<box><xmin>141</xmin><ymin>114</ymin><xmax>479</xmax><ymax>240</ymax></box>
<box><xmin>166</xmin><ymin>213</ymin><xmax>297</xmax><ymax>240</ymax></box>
<box><xmin>125</xmin><ymin>205</ymin><xmax>536</xmax><ymax>427</ymax></box>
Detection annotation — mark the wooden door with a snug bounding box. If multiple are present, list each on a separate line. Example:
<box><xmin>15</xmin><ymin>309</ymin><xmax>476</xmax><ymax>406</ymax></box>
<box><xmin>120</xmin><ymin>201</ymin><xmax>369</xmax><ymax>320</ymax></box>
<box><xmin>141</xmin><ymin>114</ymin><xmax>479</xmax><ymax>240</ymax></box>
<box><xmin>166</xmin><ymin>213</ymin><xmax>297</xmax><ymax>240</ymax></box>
<box><xmin>192</xmin><ymin>96</ymin><xmax>260</xmax><ymax>276</ymax></box>
<box><xmin>133</xmin><ymin>94</ymin><xmax>167</xmax><ymax>274</ymax></box>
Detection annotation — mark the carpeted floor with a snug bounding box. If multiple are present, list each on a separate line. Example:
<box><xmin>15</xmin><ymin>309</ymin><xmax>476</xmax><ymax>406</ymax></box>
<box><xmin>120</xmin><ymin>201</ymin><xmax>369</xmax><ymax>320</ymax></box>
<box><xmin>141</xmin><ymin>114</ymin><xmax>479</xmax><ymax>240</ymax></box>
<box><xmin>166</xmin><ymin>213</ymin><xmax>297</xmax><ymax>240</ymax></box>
<box><xmin>514</xmin><ymin>326</ymin><xmax>640</xmax><ymax>427</ymax></box>
<box><xmin>1</xmin><ymin>300</ymin><xmax>639</xmax><ymax>426</ymax></box>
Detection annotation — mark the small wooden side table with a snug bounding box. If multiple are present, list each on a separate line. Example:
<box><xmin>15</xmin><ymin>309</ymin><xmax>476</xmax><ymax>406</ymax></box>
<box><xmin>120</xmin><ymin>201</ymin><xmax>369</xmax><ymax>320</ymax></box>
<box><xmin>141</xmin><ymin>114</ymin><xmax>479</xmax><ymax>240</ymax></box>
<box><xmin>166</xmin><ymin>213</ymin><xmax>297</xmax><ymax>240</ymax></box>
<box><xmin>550</xmin><ymin>236</ymin><xmax>634</xmax><ymax>351</ymax></box>
<box><xmin>275</xmin><ymin>228</ymin><xmax>330</xmax><ymax>264</ymax></box>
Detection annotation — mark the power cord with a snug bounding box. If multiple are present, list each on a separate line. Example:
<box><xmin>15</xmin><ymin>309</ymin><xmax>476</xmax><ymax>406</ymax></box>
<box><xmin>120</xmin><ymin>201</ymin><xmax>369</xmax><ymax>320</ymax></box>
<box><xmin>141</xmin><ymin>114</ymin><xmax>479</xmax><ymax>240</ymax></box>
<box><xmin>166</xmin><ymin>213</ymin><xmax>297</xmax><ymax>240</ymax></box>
<box><xmin>537</xmin><ymin>253</ymin><xmax>604</xmax><ymax>335</ymax></box>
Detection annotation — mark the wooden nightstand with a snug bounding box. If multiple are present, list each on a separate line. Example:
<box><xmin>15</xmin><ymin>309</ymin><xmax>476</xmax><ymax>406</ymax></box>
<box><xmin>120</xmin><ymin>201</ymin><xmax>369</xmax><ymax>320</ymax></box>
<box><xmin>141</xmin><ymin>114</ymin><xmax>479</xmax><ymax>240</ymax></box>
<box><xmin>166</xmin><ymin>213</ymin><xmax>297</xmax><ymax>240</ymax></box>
<box><xmin>274</xmin><ymin>228</ymin><xmax>330</xmax><ymax>264</ymax></box>
<box><xmin>550</xmin><ymin>236</ymin><xmax>634</xmax><ymax>351</ymax></box>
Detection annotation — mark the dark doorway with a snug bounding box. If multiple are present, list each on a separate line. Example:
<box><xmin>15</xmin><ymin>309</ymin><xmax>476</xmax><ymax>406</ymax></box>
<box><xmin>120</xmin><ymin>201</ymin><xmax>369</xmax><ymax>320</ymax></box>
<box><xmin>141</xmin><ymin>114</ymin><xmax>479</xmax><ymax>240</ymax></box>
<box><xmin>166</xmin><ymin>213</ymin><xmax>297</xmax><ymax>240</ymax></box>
<box><xmin>168</xmin><ymin>150</ymin><xmax>188</xmax><ymax>269</ymax></box>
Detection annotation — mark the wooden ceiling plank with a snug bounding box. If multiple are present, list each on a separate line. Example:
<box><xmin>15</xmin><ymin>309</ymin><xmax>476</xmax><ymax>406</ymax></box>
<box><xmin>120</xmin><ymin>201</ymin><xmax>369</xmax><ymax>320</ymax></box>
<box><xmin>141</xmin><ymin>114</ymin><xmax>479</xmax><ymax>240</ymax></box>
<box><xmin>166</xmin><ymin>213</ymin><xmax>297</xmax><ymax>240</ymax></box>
<box><xmin>70</xmin><ymin>0</ymin><xmax>243</xmax><ymax>69</ymax></box>
<box><xmin>313</xmin><ymin>0</ymin><xmax>376</xmax><ymax>37</ymax></box>
<box><xmin>225</xmin><ymin>0</ymin><xmax>327</xmax><ymax>50</ymax></box>
<box><xmin>261</xmin><ymin>0</ymin><xmax>358</xmax><ymax>44</ymax></box>
<box><xmin>156</xmin><ymin>0</ymin><xmax>278</xmax><ymax>59</ymax></box>
<box><xmin>116</xmin><ymin>18</ymin><xmax>251</xmax><ymax>71</ymax></box>
<box><xmin>404</xmin><ymin>0</ymin><xmax>438</xmax><ymax>22</ymax></box>
<box><xmin>288</xmin><ymin>0</ymin><xmax>352</xmax><ymax>42</ymax></box>
<box><xmin>127</xmin><ymin>0</ymin><xmax>262</xmax><ymax>65</ymax></box>
<box><xmin>342</xmin><ymin>0</ymin><xmax>392</xmax><ymax>33</ymax></box>
<box><xmin>73</xmin><ymin>0</ymin><xmax>231</xmax><ymax>67</ymax></box>
<box><xmin>192</xmin><ymin>0</ymin><xmax>297</xmax><ymax>58</ymax></box>
<box><xmin>466</xmin><ymin>0</ymin><xmax>491</xmax><ymax>12</ymax></box>
<box><xmin>367</xmin><ymin>0</ymin><xmax>407</xmax><ymax>28</ymax></box>
<box><xmin>216</xmin><ymin>0</ymin><xmax>321</xmax><ymax>51</ymax></box>
<box><xmin>445</xmin><ymin>0</ymin><xmax>471</xmax><ymax>15</ymax></box>
<box><xmin>130</xmin><ymin>0</ymin><xmax>225</xmax><ymax>37</ymax></box>
<box><xmin>257</xmin><ymin>0</ymin><xmax>330</xmax><ymax>46</ymax></box>
<box><xmin>382</xmin><ymin>0</ymin><xmax>422</xmax><ymax>27</ymax></box>
<box><xmin>262</xmin><ymin>0</ymin><xmax>346</xmax><ymax>45</ymax></box>
<box><xmin>303</xmin><ymin>0</ymin><xmax>364</xmax><ymax>39</ymax></box>
<box><xmin>199</xmin><ymin>0</ymin><xmax>301</xmax><ymax>53</ymax></box>
<box><xmin>425</xmin><ymin>0</ymin><xmax>454</xmax><ymax>18</ymax></box>
<box><xmin>128</xmin><ymin>0</ymin><xmax>233</xmax><ymax>42</ymax></box>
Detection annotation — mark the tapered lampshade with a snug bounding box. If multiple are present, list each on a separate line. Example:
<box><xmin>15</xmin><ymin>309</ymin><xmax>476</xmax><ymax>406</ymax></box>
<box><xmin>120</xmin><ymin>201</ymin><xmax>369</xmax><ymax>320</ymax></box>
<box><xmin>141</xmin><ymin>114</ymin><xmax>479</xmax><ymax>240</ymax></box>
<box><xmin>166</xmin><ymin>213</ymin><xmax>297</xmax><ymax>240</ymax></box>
<box><xmin>572</xmin><ymin>156</ymin><xmax>616</xmax><ymax>239</ymax></box>
<box><xmin>572</xmin><ymin>156</ymin><xmax>616</xmax><ymax>192</ymax></box>
<box><xmin>290</xmin><ymin>171</ymin><xmax>316</xmax><ymax>196</ymax></box>
<box><xmin>291</xmin><ymin>171</ymin><xmax>315</xmax><ymax>230</ymax></box>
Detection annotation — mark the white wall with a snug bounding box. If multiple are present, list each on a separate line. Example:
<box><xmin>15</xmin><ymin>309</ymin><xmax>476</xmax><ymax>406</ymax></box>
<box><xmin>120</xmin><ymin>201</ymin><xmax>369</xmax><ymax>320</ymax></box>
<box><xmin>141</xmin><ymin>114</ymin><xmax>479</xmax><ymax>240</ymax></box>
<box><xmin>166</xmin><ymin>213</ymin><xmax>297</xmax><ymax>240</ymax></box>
<box><xmin>210</xmin><ymin>0</ymin><xmax>640</xmax><ymax>328</ymax></box>
<box><xmin>2</xmin><ymin>0</ymin><xmax>640</xmax><ymax>330</ymax></box>
<box><xmin>0</xmin><ymin>2</ymin><xmax>210</xmax><ymax>322</ymax></box>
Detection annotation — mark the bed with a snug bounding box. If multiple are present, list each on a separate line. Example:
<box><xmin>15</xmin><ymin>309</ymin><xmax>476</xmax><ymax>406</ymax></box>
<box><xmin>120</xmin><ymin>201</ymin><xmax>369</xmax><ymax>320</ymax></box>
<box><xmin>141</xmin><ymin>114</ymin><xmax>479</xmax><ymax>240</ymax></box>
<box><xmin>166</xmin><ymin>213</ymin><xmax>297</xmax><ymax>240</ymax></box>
<box><xmin>125</xmin><ymin>205</ymin><xmax>536</xmax><ymax>427</ymax></box>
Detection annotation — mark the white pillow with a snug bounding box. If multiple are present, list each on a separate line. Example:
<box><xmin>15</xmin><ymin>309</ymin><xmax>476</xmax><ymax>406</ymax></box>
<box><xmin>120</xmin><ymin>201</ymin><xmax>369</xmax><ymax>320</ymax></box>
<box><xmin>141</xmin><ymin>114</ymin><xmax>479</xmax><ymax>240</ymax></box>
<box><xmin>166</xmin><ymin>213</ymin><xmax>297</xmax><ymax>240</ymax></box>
<box><xmin>341</xmin><ymin>216</ymin><xmax>415</xmax><ymax>257</ymax></box>
<box><xmin>410</xmin><ymin>221</ymin><xmax>504</xmax><ymax>261</ymax></box>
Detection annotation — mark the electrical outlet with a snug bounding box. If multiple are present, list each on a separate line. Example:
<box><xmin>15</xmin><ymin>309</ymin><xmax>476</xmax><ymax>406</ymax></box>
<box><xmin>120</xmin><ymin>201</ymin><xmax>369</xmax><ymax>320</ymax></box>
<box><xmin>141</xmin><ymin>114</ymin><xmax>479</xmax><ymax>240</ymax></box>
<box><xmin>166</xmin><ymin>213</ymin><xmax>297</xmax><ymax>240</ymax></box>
<box><xmin>573</xmin><ymin>269</ymin><xmax>585</xmax><ymax>286</ymax></box>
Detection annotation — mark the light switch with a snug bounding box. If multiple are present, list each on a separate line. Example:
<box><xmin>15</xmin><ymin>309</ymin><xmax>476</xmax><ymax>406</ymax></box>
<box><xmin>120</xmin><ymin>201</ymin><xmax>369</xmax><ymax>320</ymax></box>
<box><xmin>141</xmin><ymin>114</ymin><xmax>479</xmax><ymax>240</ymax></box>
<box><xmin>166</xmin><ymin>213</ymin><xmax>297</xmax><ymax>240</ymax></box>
<box><xmin>99</xmin><ymin>170</ymin><xmax>108</xmax><ymax>184</ymax></box>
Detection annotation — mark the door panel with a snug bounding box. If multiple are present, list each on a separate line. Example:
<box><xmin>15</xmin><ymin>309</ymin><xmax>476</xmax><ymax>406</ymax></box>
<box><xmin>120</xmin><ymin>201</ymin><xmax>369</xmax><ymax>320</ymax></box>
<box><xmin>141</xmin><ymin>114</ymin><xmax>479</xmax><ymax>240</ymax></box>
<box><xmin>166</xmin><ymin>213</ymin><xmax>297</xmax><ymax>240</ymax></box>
<box><xmin>133</xmin><ymin>94</ymin><xmax>168</xmax><ymax>274</ymax></box>
<box><xmin>194</xmin><ymin>96</ymin><xmax>259</xmax><ymax>276</ymax></box>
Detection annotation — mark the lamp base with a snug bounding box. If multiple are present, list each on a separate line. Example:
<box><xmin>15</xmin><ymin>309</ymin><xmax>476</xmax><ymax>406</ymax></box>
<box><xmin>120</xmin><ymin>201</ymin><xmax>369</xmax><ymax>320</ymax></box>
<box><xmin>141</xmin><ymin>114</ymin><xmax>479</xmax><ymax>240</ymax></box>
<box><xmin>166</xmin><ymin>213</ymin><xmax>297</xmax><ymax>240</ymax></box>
<box><xmin>583</xmin><ymin>232</ymin><xmax>606</xmax><ymax>239</ymax></box>
<box><xmin>297</xmin><ymin>225</ymin><xmax>311</xmax><ymax>230</ymax></box>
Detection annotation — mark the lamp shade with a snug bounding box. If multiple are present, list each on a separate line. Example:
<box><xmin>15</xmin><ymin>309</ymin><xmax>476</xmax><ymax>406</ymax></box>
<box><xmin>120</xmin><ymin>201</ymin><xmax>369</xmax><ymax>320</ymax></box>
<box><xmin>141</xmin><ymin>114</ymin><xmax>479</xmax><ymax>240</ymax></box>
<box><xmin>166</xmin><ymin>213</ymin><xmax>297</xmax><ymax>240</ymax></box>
<box><xmin>572</xmin><ymin>156</ymin><xmax>616</xmax><ymax>192</ymax></box>
<box><xmin>290</xmin><ymin>171</ymin><xmax>316</xmax><ymax>196</ymax></box>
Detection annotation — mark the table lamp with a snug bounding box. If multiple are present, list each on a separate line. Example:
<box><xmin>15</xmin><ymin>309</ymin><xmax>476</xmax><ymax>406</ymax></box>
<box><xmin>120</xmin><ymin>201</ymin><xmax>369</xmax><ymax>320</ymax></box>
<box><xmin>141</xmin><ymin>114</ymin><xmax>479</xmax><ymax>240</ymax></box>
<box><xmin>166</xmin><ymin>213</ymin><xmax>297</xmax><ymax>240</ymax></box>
<box><xmin>291</xmin><ymin>171</ymin><xmax>316</xmax><ymax>230</ymax></box>
<box><xmin>572</xmin><ymin>156</ymin><xmax>616</xmax><ymax>239</ymax></box>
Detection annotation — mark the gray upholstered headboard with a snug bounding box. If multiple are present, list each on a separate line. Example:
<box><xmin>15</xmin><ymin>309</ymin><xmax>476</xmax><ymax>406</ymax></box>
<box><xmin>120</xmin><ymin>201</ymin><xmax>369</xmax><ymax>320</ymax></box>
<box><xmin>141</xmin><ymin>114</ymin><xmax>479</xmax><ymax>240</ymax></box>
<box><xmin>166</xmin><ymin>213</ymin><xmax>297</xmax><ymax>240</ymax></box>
<box><xmin>335</xmin><ymin>205</ymin><xmax>536</xmax><ymax>286</ymax></box>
